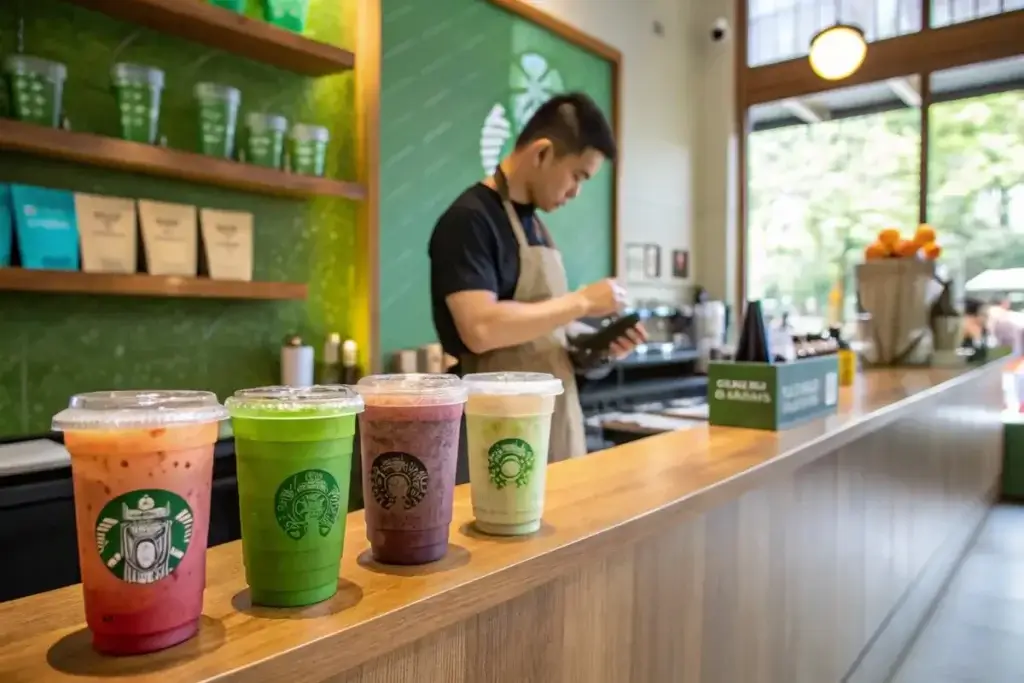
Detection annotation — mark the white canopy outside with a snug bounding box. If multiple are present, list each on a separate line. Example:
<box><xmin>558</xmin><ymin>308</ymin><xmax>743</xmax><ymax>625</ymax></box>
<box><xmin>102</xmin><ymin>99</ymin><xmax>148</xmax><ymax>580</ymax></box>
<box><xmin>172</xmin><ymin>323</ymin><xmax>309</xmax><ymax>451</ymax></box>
<box><xmin>965</xmin><ymin>268</ymin><xmax>1024</xmax><ymax>293</ymax></box>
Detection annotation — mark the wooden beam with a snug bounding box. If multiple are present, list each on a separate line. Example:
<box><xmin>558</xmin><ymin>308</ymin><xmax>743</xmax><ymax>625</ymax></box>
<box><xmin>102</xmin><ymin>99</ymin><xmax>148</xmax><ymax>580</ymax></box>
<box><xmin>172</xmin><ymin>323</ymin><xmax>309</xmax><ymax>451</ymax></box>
<box><xmin>744</xmin><ymin>11</ymin><xmax>1024</xmax><ymax>106</ymax></box>
<box><xmin>919</xmin><ymin>72</ymin><xmax>932</xmax><ymax>226</ymax></box>
<box><xmin>486</xmin><ymin>0</ymin><xmax>621</xmax><ymax>63</ymax></box>
<box><xmin>735</xmin><ymin>0</ymin><xmax>749</xmax><ymax>309</ymax></box>
<box><xmin>356</xmin><ymin>0</ymin><xmax>382</xmax><ymax>372</ymax></box>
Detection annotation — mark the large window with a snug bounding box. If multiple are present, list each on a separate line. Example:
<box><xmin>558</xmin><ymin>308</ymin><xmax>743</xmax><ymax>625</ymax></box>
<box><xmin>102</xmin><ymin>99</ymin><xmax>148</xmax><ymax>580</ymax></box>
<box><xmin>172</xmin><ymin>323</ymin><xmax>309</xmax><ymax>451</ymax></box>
<box><xmin>931</xmin><ymin>0</ymin><xmax>1024</xmax><ymax>28</ymax></box>
<box><xmin>748</xmin><ymin>0</ymin><xmax>921</xmax><ymax>67</ymax></box>
<box><xmin>746</xmin><ymin>57</ymin><xmax>1024</xmax><ymax>329</ymax></box>
<box><xmin>928</xmin><ymin>89</ymin><xmax>1024</xmax><ymax>293</ymax></box>
<box><xmin>747</xmin><ymin>104</ymin><xmax>921</xmax><ymax>333</ymax></box>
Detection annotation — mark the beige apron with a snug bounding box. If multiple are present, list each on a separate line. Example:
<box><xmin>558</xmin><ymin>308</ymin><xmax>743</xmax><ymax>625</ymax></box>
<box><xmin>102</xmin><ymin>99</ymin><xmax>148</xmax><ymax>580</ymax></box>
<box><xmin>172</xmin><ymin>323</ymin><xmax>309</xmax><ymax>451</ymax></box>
<box><xmin>459</xmin><ymin>172</ymin><xmax>587</xmax><ymax>462</ymax></box>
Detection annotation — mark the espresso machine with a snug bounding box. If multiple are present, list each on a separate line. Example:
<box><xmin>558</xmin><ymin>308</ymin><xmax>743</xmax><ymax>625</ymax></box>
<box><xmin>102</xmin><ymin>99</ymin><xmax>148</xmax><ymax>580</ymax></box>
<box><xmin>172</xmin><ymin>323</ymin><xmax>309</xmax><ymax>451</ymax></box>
<box><xmin>633</xmin><ymin>301</ymin><xmax>692</xmax><ymax>348</ymax></box>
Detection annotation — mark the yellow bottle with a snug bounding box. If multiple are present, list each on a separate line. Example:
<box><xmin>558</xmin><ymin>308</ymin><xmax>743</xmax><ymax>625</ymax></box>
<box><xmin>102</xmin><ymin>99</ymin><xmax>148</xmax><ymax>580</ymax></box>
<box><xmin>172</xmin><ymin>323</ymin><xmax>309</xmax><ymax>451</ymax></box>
<box><xmin>837</xmin><ymin>348</ymin><xmax>857</xmax><ymax>387</ymax></box>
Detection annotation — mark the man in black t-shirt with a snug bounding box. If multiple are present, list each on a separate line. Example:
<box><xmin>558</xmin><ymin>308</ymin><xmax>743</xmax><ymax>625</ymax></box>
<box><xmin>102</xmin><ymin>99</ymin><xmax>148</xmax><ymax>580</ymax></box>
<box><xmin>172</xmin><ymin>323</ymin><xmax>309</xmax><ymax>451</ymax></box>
<box><xmin>428</xmin><ymin>93</ymin><xmax>645</xmax><ymax>464</ymax></box>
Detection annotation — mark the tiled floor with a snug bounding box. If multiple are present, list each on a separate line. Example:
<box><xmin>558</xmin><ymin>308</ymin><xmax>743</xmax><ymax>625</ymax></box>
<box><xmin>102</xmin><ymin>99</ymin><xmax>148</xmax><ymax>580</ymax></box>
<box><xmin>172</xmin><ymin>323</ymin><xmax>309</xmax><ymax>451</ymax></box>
<box><xmin>891</xmin><ymin>505</ymin><xmax>1024</xmax><ymax>683</ymax></box>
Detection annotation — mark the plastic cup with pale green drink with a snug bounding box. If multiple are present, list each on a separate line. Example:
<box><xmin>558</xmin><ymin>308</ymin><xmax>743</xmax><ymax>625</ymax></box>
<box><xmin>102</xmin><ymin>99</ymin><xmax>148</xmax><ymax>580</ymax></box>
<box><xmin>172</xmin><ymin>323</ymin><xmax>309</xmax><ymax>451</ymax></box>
<box><xmin>463</xmin><ymin>372</ymin><xmax>564</xmax><ymax>536</ymax></box>
<box><xmin>263</xmin><ymin>0</ymin><xmax>310</xmax><ymax>33</ymax></box>
<box><xmin>194</xmin><ymin>82</ymin><xmax>241</xmax><ymax>159</ymax></box>
<box><xmin>226</xmin><ymin>385</ymin><xmax>364</xmax><ymax>608</ymax></box>
<box><xmin>243</xmin><ymin>113</ymin><xmax>288</xmax><ymax>168</ymax></box>
<box><xmin>4</xmin><ymin>55</ymin><xmax>66</xmax><ymax>128</ymax></box>
<box><xmin>288</xmin><ymin>123</ymin><xmax>329</xmax><ymax>176</ymax></box>
<box><xmin>112</xmin><ymin>63</ymin><xmax>164</xmax><ymax>144</ymax></box>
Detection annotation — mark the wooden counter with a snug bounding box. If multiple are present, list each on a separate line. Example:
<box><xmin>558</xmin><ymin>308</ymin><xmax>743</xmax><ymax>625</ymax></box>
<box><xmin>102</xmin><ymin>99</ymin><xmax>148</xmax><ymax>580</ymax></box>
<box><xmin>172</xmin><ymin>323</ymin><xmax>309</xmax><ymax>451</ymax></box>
<box><xmin>0</xmin><ymin>361</ymin><xmax>1008</xmax><ymax>683</ymax></box>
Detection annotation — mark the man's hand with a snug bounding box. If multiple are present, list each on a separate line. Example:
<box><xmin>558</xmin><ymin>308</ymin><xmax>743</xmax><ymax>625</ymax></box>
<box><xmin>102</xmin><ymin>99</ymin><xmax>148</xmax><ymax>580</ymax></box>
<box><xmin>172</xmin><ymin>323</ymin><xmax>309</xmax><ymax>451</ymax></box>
<box><xmin>609</xmin><ymin>323</ymin><xmax>648</xmax><ymax>359</ymax></box>
<box><xmin>576</xmin><ymin>278</ymin><xmax>627</xmax><ymax>317</ymax></box>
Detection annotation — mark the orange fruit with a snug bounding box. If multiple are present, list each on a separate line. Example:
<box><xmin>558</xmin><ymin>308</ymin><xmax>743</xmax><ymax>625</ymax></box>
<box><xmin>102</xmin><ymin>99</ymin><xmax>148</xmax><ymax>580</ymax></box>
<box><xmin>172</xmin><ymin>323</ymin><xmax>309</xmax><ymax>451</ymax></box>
<box><xmin>921</xmin><ymin>242</ymin><xmax>942</xmax><ymax>260</ymax></box>
<box><xmin>894</xmin><ymin>239</ymin><xmax>919</xmax><ymax>258</ymax></box>
<box><xmin>864</xmin><ymin>241</ymin><xmax>890</xmax><ymax>260</ymax></box>
<box><xmin>913</xmin><ymin>223</ymin><xmax>936</xmax><ymax>247</ymax></box>
<box><xmin>878</xmin><ymin>228</ymin><xmax>901</xmax><ymax>246</ymax></box>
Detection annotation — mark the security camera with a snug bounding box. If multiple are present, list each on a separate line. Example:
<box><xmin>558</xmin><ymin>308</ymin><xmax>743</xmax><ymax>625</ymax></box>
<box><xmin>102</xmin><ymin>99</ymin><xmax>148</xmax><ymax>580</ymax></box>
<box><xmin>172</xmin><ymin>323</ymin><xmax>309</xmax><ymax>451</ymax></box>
<box><xmin>710</xmin><ymin>17</ymin><xmax>729</xmax><ymax>42</ymax></box>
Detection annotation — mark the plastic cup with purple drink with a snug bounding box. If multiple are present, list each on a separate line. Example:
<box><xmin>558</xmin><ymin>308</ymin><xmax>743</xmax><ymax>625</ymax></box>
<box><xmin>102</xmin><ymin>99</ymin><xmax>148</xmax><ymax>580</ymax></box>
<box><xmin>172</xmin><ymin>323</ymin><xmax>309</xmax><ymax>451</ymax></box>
<box><xmin>354</xmin><ymin>374</ymin><xmax>467</xmax><ymax>565</ymax></box>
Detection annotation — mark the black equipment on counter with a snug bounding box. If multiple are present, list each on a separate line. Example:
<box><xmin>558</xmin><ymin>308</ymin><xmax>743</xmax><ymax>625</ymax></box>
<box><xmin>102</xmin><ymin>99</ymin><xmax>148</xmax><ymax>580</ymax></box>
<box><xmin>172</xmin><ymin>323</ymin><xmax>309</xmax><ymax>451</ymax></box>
<box><xmin>734</xmin><ymin>300</ymin><xmax>772</xmax><ymax>363</ymax></box>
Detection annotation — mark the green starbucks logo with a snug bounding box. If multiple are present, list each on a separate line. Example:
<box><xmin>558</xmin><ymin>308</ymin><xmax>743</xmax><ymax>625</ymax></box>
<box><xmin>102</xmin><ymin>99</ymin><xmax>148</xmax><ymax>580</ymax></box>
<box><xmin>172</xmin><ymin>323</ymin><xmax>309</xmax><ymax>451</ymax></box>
<box><xmin>487</xmin><ymin>439</ymin><xmax>535</xmax><ymax>489</ymax></box>
<box><xmin>95</xmin><ymin>490</ymin><xmax>194</xmax><ymax>584</ymax></box>
<box><xmin>274</xmin><ymin>469</ymin><xmax>342</xmax><ymax>540</ymax></box>
<box><xmin>371</xmin><ymin>452</ymin><xmax>428</xmax><ymax>510</ymax></box>
<box><xmin>480</xmin><ymin>52</ymin><xmax>565</xmax><ymax>176</ymax></box>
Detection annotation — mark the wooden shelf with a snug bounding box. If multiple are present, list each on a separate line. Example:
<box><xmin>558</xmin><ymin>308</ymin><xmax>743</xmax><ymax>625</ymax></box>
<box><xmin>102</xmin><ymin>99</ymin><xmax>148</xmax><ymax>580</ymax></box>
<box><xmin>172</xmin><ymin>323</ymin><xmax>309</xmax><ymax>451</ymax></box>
<box><xmin>0</xmin><ymin>119</ymin><xmax>366</xmax><ymax>200</ymax></box>
<box><xmin>0</xmin><ymin>268</ymin><xmax>307</xmax><ymax>300</ymax></box>
<box><xmin>63</xmin><ymin>0</ymin><xmax>355</xmax><ymax>76</ymax></box>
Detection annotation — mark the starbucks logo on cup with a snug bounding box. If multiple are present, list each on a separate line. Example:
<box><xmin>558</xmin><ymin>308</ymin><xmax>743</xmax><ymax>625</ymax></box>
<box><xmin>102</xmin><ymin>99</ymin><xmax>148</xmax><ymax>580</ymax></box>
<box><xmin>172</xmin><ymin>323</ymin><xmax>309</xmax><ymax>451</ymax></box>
<box><xmin>371</xmin><ymin>452</ymin><xmax>428</xmax><ymax>510</ymax></box>
<box><xmin>488</xmin><ymin>439</ymin><xmax>535</xmax><ymax>490</ymax></box>
<box><xmin>94</xmin><ymin>489</ymin><xmax>193</xmax><ymax>584</ymax></box>
<box><xmin>274</xmin><ymin>469</ymin><xmax>342</xmax><ymax>540</ymax></box>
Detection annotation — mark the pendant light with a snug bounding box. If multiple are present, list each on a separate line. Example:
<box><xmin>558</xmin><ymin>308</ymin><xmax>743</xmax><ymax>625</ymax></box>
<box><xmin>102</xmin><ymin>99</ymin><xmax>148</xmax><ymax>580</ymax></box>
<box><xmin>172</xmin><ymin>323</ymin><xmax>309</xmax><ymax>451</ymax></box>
<box><xmin>808</xmin><ymin>1</ymin><xmax>867</xmax><ymax>81</ymax></box>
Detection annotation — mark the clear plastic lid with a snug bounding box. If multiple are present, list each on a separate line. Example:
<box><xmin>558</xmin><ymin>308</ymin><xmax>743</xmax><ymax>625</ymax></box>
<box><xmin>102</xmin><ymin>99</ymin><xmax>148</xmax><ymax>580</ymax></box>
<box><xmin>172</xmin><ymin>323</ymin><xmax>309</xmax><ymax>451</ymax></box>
<box><xmin>225</xmin><ymin>385</ymin><xmax>364</xmax><ymax>417</ymax></box>
<box><xmin>52</xmin><ymin>390</ymin><xmax>228</xmax><ymax>431</ymax></box>
<box><xmin>289</xmin><ymin>123</ymin><xmax>330</xmax><ymax>142</ymax></box>
<box><xmin>4</xmin><ymin>55</ymin><xmax>67</xmax><ymax>81</ymax></box>
<box><xmin>111</xmin><ymin>63</ymin><xmax>165</xmax><ymax>88</ymax></box>
<box><xmin>355</xmin><ymin>374</ymin><xmax>467</xmax><ymax>406</ymax></box>
<box><xmin>462</xmin><ymin>372</ymin><xmax>564</xmax><ymax>397</ymax></box>
<box><xmin>245</xmin><ymin>112</ymin><xmax>288</xmax><ymax>132</ymax></box>
<box><xmin>194</xmin><ymin>82</ymin><xmax>242</xmax><ymax>104</ymax></box>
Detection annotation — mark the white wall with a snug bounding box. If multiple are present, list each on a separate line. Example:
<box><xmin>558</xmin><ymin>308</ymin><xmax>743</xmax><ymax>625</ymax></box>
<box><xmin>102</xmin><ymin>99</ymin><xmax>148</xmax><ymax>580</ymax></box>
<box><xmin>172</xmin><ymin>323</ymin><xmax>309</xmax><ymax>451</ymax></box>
<box><xmin>522</xmin><ymin>0</ymin><xmax>738</xmax><ymax>311</ymax></box>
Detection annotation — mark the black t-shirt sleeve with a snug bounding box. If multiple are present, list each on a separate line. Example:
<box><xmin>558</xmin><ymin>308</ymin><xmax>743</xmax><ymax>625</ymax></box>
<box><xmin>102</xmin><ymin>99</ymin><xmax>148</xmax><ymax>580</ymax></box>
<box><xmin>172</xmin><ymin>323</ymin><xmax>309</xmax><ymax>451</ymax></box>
<box><xmin>429</xmin><ymin>206</ymin><xmax>499</xmax><ymax>297</ymax></box>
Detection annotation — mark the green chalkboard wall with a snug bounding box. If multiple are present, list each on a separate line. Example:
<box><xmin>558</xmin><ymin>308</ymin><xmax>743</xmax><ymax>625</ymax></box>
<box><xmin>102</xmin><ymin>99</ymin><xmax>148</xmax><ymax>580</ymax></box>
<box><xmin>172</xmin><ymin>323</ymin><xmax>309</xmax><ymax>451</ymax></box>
<box><xmin>378</xmin><ymin>0</ymin><xmax>614</xmax><ymax>357</ymax></box>
<box><xmin>0</xmin><ymin>0</ymin><xmax>363</xmax><ymax>438</ymax></box>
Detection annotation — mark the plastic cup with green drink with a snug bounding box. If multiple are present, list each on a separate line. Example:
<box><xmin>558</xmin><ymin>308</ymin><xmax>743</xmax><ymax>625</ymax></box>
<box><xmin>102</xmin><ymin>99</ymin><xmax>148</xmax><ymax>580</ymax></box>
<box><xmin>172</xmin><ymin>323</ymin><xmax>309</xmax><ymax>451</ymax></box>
<box><xmin>263</xmin><ymin>0</ymin><xmax>311</xmax><ymax>33</ymax></box>
<box><xmin>111</xmin><ymin>63</ymin><xmax>165</xmax><ymax>145</ymax></box>
<box><xmin>194</xmin><ymin>82</ymin><xmax>241</xmax><ymax>159</ymax></box>
<box><xmin>243</xmin><ymin>113</ymin><xmax>288</xmax><ymax>168</ymax></box>
<box><xmin>226</xmin><ymin>385</ymin><xmax>364</xmax><ymax>607</ymax></box>
<box><xmin>463</xmin><ymin>372</ymin><xmax>564</xmax><ymax>536</ymax></box>
<box><xmin>288</xmin><ymin>123</ymin><xmax>329</xmax><ymax>176</ymax></box>
<box><xmin>4</xmin><ymin>55</ymin><xmax>67</xmax><ymax>128</ymax></box>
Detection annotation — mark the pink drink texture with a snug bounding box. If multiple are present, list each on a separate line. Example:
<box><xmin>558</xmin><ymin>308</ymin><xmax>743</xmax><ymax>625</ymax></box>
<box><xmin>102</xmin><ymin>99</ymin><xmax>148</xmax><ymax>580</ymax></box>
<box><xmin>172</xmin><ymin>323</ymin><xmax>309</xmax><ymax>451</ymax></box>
<box><xmin>358</xmin><ymin>402</ymin><xmax>463</xmax><ymax>564</ymax></box>
<box><xmin>67</xmin><ymin>422</ymin><xmax>217</xmax><ymax>655</ymax></box>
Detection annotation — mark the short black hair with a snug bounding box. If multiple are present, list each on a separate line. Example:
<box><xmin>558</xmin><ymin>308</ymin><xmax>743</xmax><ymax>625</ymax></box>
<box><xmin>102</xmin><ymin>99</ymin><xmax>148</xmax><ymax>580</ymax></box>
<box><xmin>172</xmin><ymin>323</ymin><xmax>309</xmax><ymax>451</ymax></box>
<box><xmin>964</xmin><ymin>297</ymin><xmax>985</xmax><ymax>316</ymax></box>
<box><xmin>514</xmin><ymin>92</ymin><xmax>616</xmax><ymax>162</ymax></box>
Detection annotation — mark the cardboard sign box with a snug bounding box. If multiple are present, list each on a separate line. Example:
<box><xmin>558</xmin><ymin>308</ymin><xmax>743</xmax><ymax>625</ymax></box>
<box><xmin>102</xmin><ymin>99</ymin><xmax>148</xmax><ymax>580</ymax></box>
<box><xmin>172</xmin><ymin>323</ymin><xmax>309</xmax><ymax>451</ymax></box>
<box><xmin>708</xmin><ymin>355</ymin><xmax>840</xmax><ymax>431</ymax></box>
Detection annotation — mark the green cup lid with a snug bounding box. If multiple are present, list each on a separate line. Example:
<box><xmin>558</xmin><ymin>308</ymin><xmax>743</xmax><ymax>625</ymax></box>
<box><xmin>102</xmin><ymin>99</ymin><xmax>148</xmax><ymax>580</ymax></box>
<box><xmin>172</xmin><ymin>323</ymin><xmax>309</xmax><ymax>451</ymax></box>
<box><xmin>226</xmin><ymin>385</ymin><xmax>364</xmax><ymax>417</ymax></box>
<box><xmin>245</xmin><ymin>112</ymin><xmax>288</xmax><ymax>132</ymax></box>
<box><xmin>355</xmin><ymin>373</ymin><xmax>467</xmax><ymax>406</ymax></box>
<box><xmin>462</xmin><ymin>372</ymin><xmax>564</xmax><ymax>397</ymax></box>
<box><xmin>52</xmin><ymin>390</ymin><xmax>228</xmax><ymax>431</ymax></box>
<box><xmin>290</xmin><ymin>123</ymin><xmax>330</xmax><ymax>142</ymax></box>
<box><xmin>4</xmin><ymin>55</ymin><xmax>66</xmax><ymax>81</ymax></box>
<box><xmin>194</xmin><ymin>82</ymin><xmax>241</xmax><ymax>104</ymax></box>
<box><xmin>111</xmin><ymin>62</ymin><xmax>165</xmax><ymax>88</ymax></box>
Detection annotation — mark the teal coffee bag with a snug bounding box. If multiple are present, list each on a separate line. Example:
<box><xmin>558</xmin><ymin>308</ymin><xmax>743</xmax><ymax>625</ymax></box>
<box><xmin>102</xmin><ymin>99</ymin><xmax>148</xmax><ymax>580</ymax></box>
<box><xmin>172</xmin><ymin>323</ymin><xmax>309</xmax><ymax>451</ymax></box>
<box><xmin>10</xmin><ymin>184</ymin><xmax>80</xmax><ymax>271</ymax></box>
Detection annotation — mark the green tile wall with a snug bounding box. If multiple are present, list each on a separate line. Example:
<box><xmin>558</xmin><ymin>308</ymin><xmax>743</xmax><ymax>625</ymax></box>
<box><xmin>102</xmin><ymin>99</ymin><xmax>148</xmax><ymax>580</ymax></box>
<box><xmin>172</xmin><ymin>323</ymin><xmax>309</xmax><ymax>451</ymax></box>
<box><xmin>378</xmin><ymin>0</ymin><xmax>614</xmax><ymax>359</ymax></box>
<box><xmin>0</xmin><ymin>0</ymin><xmax>363</xmax><ymax>437</ymax></box>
